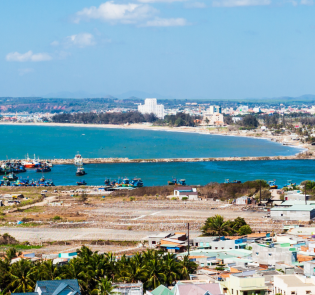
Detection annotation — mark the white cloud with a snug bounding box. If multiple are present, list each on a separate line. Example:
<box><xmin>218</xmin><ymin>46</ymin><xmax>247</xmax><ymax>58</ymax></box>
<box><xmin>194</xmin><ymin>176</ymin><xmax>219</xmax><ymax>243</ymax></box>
<box><xmin>143</xmin><ymin>17</ymin><xmax>188</xmax><ymax>26</ymax></box>
<box><xmin>66</xmin><ymin>33</ymin><xmax>96</xmax><ymax>47</ymax></box>
<box><xmin>18</xmin><ymin>68</ymin><xmax>34</xmax><ymax>76</ymax></box>
<box><xmin>301</xmin><ymin>0</ymin><xmax>313</xmax><ymax>4</ymax></box>
<box><xmin>138</xmin><ymin>0</ymin><xmax>186</xmax><ymax>3</ymax></box>
<box><xmin>6</xmin><ymin>51</ymin><xmax>52</xmax><ymax>62</ymax></box>
<box><xmin>212</xmin><ymin>0</ymin><xmax>271</xmax><ymax>6</ymax></box>
<box><xmin>51</xmin><ymin>41</ymin><xmax>59</xmax><ymax>46</ymax></box>
<box><xmin>74</xmin><ymin>1</ymin><xmax>157</xmax><ymax>24</ymax></box>
<box><xmin>184</xmin><ymin>1</ymin><xmax>207</xmax><ymax>7</ymax></box>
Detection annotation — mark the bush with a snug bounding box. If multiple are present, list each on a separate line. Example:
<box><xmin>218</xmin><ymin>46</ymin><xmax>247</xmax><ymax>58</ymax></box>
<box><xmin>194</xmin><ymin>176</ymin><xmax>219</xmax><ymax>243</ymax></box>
<box><xmin>53</xmin><ymin>216</ymin><xmax>61</xmax><ymax>221</ymax></box>
<box><xmin>130</xmin><ymin>197</ymin><xmax>135</xmax><ymax>201</ymax></box>
<box><xmin>182</xmin><ymin>197</ymin><xmax>188</xmax><ymax>201</ymax></box>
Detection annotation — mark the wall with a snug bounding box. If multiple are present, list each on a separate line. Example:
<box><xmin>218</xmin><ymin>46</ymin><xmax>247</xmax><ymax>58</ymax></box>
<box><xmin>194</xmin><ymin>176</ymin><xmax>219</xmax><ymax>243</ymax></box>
<box><xmin>271</xmin><ymin>210</ymin><xmax>312</xmax><ymax>221</ymax></box>
<box><xmin>274</xmin><ymin>275</ymin><xmax>315</xmax><ymax>295</ymax></box>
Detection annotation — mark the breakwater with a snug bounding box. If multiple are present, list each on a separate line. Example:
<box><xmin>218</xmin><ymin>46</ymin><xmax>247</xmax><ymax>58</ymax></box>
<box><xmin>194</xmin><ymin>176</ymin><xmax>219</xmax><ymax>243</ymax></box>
<box><xmin>1</xmin><ymin>151</ymin><xmax>313</xmax><ymax>165</ymax></box>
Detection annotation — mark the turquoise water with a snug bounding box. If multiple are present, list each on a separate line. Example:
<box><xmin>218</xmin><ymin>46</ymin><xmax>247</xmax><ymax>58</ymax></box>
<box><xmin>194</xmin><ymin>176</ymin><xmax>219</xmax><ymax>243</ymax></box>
<box><xmin>0</xmin><ymin>125</ymin><xmax>300</xmax><ymax>160</ymax></box>
<box><xmin>17</xmin><ymin>160</ymin><xmax>315</xmax><ymax>187</ymax></box>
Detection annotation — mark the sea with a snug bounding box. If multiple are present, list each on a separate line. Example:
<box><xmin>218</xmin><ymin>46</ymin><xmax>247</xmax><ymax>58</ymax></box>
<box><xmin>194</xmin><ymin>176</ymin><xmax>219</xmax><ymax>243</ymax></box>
<box><xmin>0</xmin><ymin>125</ymin><xmax>311</xmax><ymax>187</ymax></box>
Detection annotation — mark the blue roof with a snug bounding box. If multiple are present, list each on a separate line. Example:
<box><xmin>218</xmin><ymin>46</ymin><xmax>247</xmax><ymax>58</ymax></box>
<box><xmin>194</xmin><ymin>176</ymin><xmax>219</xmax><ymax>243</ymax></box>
<box><xmin>36</xmin><ymin>280</ymin><xmax>81</xmax><ymax>295</ymax></box>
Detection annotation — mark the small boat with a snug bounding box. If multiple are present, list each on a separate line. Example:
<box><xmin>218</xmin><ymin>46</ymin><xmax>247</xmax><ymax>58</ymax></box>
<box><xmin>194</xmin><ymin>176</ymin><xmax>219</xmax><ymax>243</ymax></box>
<box><xmin>231</xmin><ymin>180</ymin><xmax>242</xmax><ymax>184</ymax></box>
<box><xmin>178</xmin><ymin>179</ymin><xmax>186</xmax><ymax>186</ymax></box>
<box><xmin>121</xmin><ymin>178</ymin><xmax>130</xmax><ymax>187</ymax></box>
<box><xmin>104</xmin><ymin>179</ymin><xmax>110</xmax><ymax>186</ymax></box>
<box><xmin>7</xmin><ymin>173</ymin><xmax>18</xmax><ymax>181</ymax></box>
<box><xmin>74</xmin><ymin>152</ymin><xmax>83</xmax><ymax>166</ymax></box>
<box><xmin>77</xmin><ymin>180</ymin><xmax>87</xmax><ymax>186</ymax></box>
<box><xmin>268</xmin><ymin>180</ymin><xmax>278</xmax><ymax>189</ymax></box>
<box><xmin>76</xmin><ymin>166</ymin><xmax>86</xmax><ymax>176</ymax></box>
<box><xmin>224</xmin><ymin>179</ymin><xmax>230</xmax><ymax>184</ymax></box>
<box><xmin>36</xmin><ymin>167</ymin><xmax>51</xmax><ymax>173</ymax></box>
<box><xmin>129</xmin><ymin>178</ymin><xmax>144</xmax><ymax>187</ymax></box>
<box><xmin>168</xmin><ymin>178</ymin><xmax>178</xmax><ymax>185</ymax></box>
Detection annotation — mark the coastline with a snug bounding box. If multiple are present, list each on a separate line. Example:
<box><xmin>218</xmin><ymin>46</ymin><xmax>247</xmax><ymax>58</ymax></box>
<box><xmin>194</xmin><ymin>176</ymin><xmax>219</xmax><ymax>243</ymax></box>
<box><xmin>0</xmin><ymin>122</ymin><xmax>311</xmax><ymax>162</ymax></box>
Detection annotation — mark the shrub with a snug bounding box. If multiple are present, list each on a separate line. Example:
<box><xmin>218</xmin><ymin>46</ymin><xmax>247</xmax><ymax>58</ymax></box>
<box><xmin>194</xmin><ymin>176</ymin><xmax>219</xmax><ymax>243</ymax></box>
<box><xmin>53</xmin><ymin>216</ymin><xmax>62</xmax><ymax>221</ymax></box>
<box><xmin>182</xmin><ymin>197</ymin><xmax>188</xmax><ymax>201</ymax></box>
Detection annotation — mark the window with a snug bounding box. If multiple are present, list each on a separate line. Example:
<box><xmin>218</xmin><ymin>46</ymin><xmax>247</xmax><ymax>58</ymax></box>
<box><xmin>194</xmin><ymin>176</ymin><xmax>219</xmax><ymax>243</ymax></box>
<box><xmin>223</xmin><ymin>288</ymin><xmax>228</xmax><ymax>294</ymax></box>
<box><xmin>196</xmin><ymin>243</ymin><xmax>199</xmax><ymax>246</ymax></box>
<box><xmin>306</xmin><ymin>291</ymin><xmax>311</xmax><ymax>294</ymax></box>
<box><xmin>152</xmin><ymin>241</ymin><xmax>156</xmax><ymax>245</ymax></box>
<box><xmin>291</xmin><ymin>292</ymin><xmax>296</xmax><ymax>295</ymax></box>
<box><xmin>269</xmin><ymin>253</ymin><xmax>272</xmax><ymax>256</ymax></box>
<box><xmin>232</xmin><ymin>290</ymin><xmax>233</xmax><ymax>294</ymax></box>
<box><xmin>243</xmin><ymin>292</ymin><xmax>247</xmax><ymax>295</ymax></box>
<box><xmin>215</xmin><ymin>247</ymin><xmax>218</xmax><ymax>250</ymax></box>
<box><xmin>256</xmin><ymin>252</ymin><xmax>259</xmax><ymax>256</ymax></box>
<box><xmin>281</xmin><ymin>214</ymin><xmax>283</xmax><ymax>216</ymax></box>
<box><xmin>222</xmin><ymin>247</ymin><xmax>224</xmax><ymax>249</ymax></box>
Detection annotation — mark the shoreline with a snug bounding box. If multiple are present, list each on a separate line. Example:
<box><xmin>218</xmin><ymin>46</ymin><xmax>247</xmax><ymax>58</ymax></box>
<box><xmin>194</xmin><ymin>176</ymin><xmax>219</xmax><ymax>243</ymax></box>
<box><xmin>0</xmin><ymin>122</ymin><xmax>311</xmax><ymax>162</ymax></box>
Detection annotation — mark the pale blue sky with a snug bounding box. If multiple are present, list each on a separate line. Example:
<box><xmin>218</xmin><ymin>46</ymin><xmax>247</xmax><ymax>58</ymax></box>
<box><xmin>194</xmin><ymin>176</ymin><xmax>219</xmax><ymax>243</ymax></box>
<box><xmin>1</xmin><ymin>0</ymin><xmax>315</xmax><ymax>99</ymax></box>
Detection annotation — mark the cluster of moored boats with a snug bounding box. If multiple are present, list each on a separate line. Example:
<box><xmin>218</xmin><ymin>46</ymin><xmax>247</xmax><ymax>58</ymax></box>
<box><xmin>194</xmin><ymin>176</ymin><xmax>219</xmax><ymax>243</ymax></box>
<box><xmin>0</xmin><ymin>154</ymin><xmax>54</xmax><ymax>187</ymax></box>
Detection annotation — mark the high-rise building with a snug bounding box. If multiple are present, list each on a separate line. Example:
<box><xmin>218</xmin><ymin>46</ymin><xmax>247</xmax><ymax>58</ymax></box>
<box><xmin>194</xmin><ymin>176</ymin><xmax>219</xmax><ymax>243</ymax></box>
<box><xmin>208</xmin><ymin>105</ymin><xmax>222</xmax><ymax>114</ymax></box>
<box><xmin>138</xmin><ymin>98</ymin><xmax>165</xmax><ymax>119</ymax></box>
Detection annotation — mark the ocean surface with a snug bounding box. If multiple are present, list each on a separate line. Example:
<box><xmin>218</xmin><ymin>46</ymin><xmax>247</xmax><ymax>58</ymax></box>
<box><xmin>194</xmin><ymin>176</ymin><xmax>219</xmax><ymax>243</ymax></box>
<box><xmin>16</xmin><ymin>160</ymin><xmax>315</xmax><ymax>187</ymax></box>
<box><xmin>0</xmin><ymin>125</ymin><xmax>301</xmax><ymax>160</ymax></box>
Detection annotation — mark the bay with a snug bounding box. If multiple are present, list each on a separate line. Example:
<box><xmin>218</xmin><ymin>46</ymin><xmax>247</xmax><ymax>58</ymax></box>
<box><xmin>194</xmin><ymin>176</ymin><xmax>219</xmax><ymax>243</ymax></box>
<box><xmin>0</xmin><ymin>125</ymin><xmax>300</xmax><ymax>160</ymax></box>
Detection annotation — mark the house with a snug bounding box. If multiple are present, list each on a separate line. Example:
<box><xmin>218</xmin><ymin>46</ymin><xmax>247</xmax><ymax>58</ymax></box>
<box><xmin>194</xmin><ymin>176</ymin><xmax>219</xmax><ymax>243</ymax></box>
<box><xmin>251</xmin><ymin>244</ymin><xmax>297</xmax><ymax>266</ymax></box>
<box><xmin>303</xmin><ymin>261</ymin><xmax>315</xmax><ymax>276</ymax></box>
<box><xmin>235</xmin><ymin>196</ymin><xmax>252</xmax><ymax>205</ymax></box>
<box><xmin>270</xmin><ymin>205</ymin><xmax>315</xmax><ymax>221</ymax></box>
<box><xmin>146</xmin><ymin>285</ymin><xmax>173</xmax><ymax>295</ymax></box>
<box><xmin>274</xmin><ymin>275</ymin><xmax>315</xmax><ymax>295</ymax></box>
<box><xmin>14</xmin><ymin>279</ymin><xmax>81</xmax><ymax>295</ymax></box>
<box><xmin>146</xmin><ymin>232</ymin><xmax>173</xmax><ymax>248</ymax></box>
<box><xmin>220</xmin><ymin>275</ymin><xmax>268</xmax><ymax>295</ymax></box>
<box><xmin>160</xmin><ymin>233</ymin><xmax>188</xmax><ymax>253</ymax></box>
<box><xmin>172</xmin><ymin>281</ymin><xmax>223</xmax><ymax>295</ymax></box>
<box><xmin>113</xmin><ymin>282</ymin><xmax>143</xmax><ymax>295</ymax></box>
<box><xmin>173</xmin><ymin>187</ymin><xmax>199</xmax><ymax>201</ymax></box>
<box><xmin>192</xmin><ymin>237</ymin><xmax>236</xmax><ymax>250</ymax></box>
<box><xmin>284</xmin><ymin>191</ymin><xmax>309</xmax><ymax>201</ymax></box>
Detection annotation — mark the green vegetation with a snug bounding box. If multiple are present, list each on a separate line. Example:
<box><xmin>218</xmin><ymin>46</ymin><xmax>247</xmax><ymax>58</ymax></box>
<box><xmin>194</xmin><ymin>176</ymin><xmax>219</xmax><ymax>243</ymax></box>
<box><xmin>0</xmin><ymin>246</ymin><xmax>197</xmax><ymax>295</ymax></box>
<box><xmin>53</xmin><ymin>215</ymin><xmax>62</xmax><ymax>221</ymax></box>
<box><xmin>201</xmin><ymin>215</ymin><xmax>252</xmax><ymax>236</ymax></box>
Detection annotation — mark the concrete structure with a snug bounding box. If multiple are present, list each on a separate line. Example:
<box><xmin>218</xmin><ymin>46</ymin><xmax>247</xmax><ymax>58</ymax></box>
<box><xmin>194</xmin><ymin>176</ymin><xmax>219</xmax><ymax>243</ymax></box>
<box><xmin>270</xmin><ymin>205</ymin><xmax>315</xmax><ymax>221</ymax></box>
<box><xmin>146</xmin><ymin>232</ymin><xmax>172</xmax><ymax>248</ymax></box>
<box><xmin>138</xmin><ymin>98</ymin><xmax>164</xmax><ymax>119</ymax></box>
<box><xmin>174</xmin><ymin>187</ymin><xmax>199</xmax><ymax>200</ymax></box>
<box><xmin>14</xmin><ymin>279</ymin><xmax>81</xmax><ymax>295</ymax></box>
<box><xmin>274</xmin><ymin>275</ymin><xmax>315</xmax><ymax>295</ymax></box>
<box><xmin>221</xmin><ymin>275</ymin><xmax>268</xmax><ymax>295</ymax></box>
<box><xmin>208</xmin><ymin>105</ymin><xmax>222</xmax><ymax>114</ymax></box>
<box><xmin>113</xmin><ymin>282</ymin><xmax>143</xmax><ymax>295</ymax></box>
<box><xmin>284</xmin><ymin>191</ymin><xmax>309</xmax><ymax>201</ymax></box>
<box><xmin>251</xmin><ymin>244</ymin><xmax>297</xmax><ymax>266</ymax></box>
<box><xmin>192</xmin><ymin>237</ymin><xmax>236</xmax><ymax>250</ymax></box>
<box><xmin>304</xmin><ymin>261</ymin><xmax>315</xmax><ymax>276</ymax></box>
<box><xmin>203</xmin><ymin>112</ymin><xmax>224</xmax><ymax>126</ymax></box>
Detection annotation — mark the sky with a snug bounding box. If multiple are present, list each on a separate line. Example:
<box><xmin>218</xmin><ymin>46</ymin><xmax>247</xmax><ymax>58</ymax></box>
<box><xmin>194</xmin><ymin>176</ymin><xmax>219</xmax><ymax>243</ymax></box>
<box><xmin>1</xmin><ymin>0</ymin><xmax>315</xmax><ymax>100</ymax></box>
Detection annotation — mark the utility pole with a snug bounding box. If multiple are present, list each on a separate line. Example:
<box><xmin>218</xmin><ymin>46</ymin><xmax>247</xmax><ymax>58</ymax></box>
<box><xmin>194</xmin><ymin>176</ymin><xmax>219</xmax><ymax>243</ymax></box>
<box><xmin>187</xmin><ymin>222</ymin><xmax>190</xmax><ymax>257</ymax></box>
<box><xmin>260</xmin><ymin>180</ymin><xmax>262</xmax><ymax>205</ymax></box>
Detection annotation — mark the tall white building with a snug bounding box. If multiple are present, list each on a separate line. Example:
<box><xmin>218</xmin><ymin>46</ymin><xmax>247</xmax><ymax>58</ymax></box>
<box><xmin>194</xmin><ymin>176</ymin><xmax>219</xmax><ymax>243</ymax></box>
<box><xmin>138</xmin><ymin>98</ymin><xmax>165</xmax><ymax>119</ymax></box>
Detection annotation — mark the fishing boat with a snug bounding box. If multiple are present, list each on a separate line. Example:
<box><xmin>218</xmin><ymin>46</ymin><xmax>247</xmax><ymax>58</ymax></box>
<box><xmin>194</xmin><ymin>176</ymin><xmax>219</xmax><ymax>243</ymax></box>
<box><xmin>7</xmin><ymin>173</ymin><xmax>18</xmax><ymax>181</ymax></box>
<box><xmin>22</xmin><ymin>154</ymin><xmax>40</xmax><ymax>168</ymax></box>
<box><xmin>36</xmin><ymin>166</ymin><xmax>51</xmax><ymax>173</ymax></box>
<box><xmin>104</xmin><ymin>178</ymin><xmax>110</xmax><ymax>186</ymax></box>
<box><xmin>121</xmin><ymin>178</ymin><xmax>130</xmax><ymax>187</ymax></box>
<box><xmin>76</xmin><ymin>166</ymin><xmax>86</xmax><ymax>176</ymax></box>
<box><xmin>74</xmin><ymin>152</ymin><xmax>83</xmax><ymax>166</ymax></box>
<box><xmin>231</xmin><ymin>180</ymin><xmax>242</xmax><ymax>184</ymax></box>
<box><xmin>77</xmin><ymin>180</ymin><xmax>87</xmax><ymax>186</ymax></box>
<box><xmin>168</xmin><ymin>178</ymin><xmax>178</xmax><ymax>185</ymax></box>
<box><xmin>129</xmin><ymin>178</ymin><xmax>144</xmax><ymax>187</ymax></box>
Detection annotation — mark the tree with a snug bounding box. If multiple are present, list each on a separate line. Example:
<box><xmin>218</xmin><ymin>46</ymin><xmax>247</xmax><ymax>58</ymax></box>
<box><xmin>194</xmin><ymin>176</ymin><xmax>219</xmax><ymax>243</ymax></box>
<box><xmin>240</xmin><ymin>115</ymin><xmax>259</xmax><ymax>129</ymax></box>
<box><xmin>201</xmin><ymin>215</ymin><xmax>231</xmax><ymax>236</ymax></box>
<box><xmin>92</xmin><ymin>278</ymin><xmax>116</xmax><ymax>295</ymax></box>
<box><xmin>238</xmin><ymin>225</ymin><xmax>252</xmax><ymax>235</ymax></box>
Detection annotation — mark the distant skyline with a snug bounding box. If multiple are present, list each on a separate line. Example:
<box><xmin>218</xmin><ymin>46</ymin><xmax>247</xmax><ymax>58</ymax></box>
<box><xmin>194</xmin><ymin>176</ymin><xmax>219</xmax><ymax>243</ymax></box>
<box><xmin>1</xmin><ymin>1</ymin><xmax>315</xmax><ymax>100</ymax></box>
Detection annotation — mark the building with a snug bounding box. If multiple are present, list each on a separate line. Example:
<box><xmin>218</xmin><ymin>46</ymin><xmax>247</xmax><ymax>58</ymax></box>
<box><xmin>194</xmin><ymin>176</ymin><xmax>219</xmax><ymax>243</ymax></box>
<box><xmin>192</xmin><ymin>237</ymin><xmax>236</xmax><ymax>250</ymax></box>
<box><xmin>251</xmin><ymin>244</ymin><xmax>297</xmax><ymax>266</ymax></box>
<box><xmin>220</xmin><ymin>275</ymin><xmax>268</xmax><ymax>295</ymax></box>
<box><xmin>113</xmin><ymin>282</ymin><xmax>143</xmax><ymax>295</ymax></box>
<box><xmin>270</xmin><ymin>205</ymin><xmax>315</xmax><ymax>221</ymax></box>
<box><xmin>173</xmin><ymin>281</ymin><xmax>223</xmax><ymax>295</ymax></box>
<box><xmin>174</xmin><ymin>187</ymin><xmax>199</xmax><ymax>200</ymax></box>
<box><xmin>14</xmin><ymin>279</ymin><xmax>81</xmax><ymax>295</ymax></box>
<box><xmin>146</xmin><ymin>285</ymin><xmax>173</xmax><ymax>295</ymax></box>
<box><xmin>274</xmin><ymin>275</ymin><xmax>315</xmax><ymax>295</ymax></box>
<box><xmin>304</xmin><ymin>261</ymin><xmax>315</xmax><ymax>276</ymax></box>
<box><xmin>208</xmin><ymin>105</ymin><xmax>222</xmax><ymax>114</ymax></box>
<box><xmin>138</xmin><ymin>98</ymin><xmax>164</xmax><ymax>119</ymax></box>
<box><xmin>203</xmin><ymin>112</ymin><xmax>224</xmax><ymax>126</ymax></box>
<box><xmin>146</xmin><ymin>232</ymin><xmax>173</xmax><ymax>248</ymax></box>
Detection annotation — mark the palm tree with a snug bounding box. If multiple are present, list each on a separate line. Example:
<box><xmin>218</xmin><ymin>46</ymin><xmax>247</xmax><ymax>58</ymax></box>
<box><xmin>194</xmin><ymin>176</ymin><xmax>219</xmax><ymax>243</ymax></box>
<box><xmin>92</xmin><ymin>278</ymin><xmax>116</xmax><ymax>295</ymax></box>
<box><xmin>5</xmin><ymin>259</ymin><xmax>35</xmax><ymax>293</ymax></box>
<box><xmin>201</xmin><ymin>215</ymin><xmax>231</xmax><ymax>236</ymax></box>
<box><xmin>36</xmin><ymin>260</ymin><xmax>60</xmax><ymax>280</ymax></box>
<box><xmin>144</xmin><ymin>257</ymin><xmax>166</xmax><ymax>290</ymax></box>
<box><xmin>179</xmin><ymin>256</ymin><xmax>198</xmax><ymax>280</ymax></box>
<box><xmin>119</xmin><ymin>260</ymin><xmax>146</xmax><ymax>283</ymax></box>
<box><xmin>162</xmin><ymin>254</ymin><xmax>181</xmax><ymax>286</ymax></box>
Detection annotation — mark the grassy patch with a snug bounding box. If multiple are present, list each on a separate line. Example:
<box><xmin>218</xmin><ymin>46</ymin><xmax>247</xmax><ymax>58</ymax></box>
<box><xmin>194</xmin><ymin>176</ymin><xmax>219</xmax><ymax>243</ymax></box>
<box><xmin>0</xmin><ymin>244</ymin><xmax>42</xmax><ymax>250</ymax></box>
<box><xmin>22</xmin><ymin>206</ymin><xmax>44</xmax><ymax>213</ymax></box>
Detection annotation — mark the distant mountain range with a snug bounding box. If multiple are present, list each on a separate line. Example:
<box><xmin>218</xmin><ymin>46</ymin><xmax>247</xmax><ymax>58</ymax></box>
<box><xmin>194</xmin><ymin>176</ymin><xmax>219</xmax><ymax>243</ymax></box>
<box><xmin>41</xmin><ymin>91</ymin><xmax>315</xmax><ymax>102</ymax></box>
